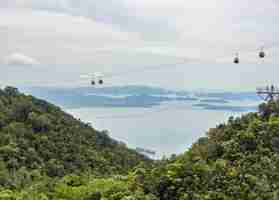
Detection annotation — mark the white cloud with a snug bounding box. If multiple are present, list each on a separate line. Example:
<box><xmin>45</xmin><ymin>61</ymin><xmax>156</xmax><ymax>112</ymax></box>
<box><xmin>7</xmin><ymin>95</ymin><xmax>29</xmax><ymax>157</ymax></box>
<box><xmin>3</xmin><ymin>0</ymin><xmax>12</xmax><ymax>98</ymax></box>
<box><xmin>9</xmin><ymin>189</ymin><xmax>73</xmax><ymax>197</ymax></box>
<box><xmin>1</xmin><ymin>0</ymin><xmax>279</xmax><ymax>90</ymax></box>
<box><xmin>4</xmin><ymin>53</ymin><xmax>39</xmax><ymax>65</ymax></box>
<box><xmin>0</xmin><ymin>9</ymin><xmax>143</xmax><ymax>65</ymax></box>
<box><xmin>4</xmin><ymin>0</ymin><xmax>279</xmax><ymax>52</ymax></box>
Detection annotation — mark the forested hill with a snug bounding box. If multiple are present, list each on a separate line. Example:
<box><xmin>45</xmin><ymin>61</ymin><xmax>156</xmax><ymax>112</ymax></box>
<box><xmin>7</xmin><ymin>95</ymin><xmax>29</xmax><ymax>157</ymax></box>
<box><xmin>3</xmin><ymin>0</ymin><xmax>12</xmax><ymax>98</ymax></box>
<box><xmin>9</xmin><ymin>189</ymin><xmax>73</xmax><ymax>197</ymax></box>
<box><xmin>0</xmin><ymin>87</ymin><xmax>149</xmax><ymax>179</ymax></box>
<box><xmin>3</xmin><ymin>86</ymin><xmax>279</xmax><ymax>199</ymax></box>
<box><xmin>135</xmin><ymin>101</ymin><xmax>279</xmax><ymax>200</ymax></box>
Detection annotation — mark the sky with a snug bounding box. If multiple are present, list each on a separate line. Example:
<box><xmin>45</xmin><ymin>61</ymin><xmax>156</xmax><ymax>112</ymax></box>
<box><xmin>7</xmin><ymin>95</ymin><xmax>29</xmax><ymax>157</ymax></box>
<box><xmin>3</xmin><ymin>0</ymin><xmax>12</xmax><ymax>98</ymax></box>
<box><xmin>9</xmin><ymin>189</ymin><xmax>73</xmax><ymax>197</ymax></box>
<box><xmin>1</xmin><ymin>0</ymin><xmax>279</xmax><ymax>91</ymax></box>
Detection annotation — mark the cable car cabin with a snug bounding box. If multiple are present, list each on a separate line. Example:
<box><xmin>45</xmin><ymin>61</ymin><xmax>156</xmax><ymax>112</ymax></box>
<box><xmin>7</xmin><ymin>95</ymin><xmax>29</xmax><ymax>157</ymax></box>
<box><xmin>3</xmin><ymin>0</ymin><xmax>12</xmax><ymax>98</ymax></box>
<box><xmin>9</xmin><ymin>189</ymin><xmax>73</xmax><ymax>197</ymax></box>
<box><xmin>98</xmin><ymin>79</ymin><xmax>103</xmax><ymax>84</ymax></box>
<box><xmin>259</xmin><ymin>51</ymin><xmax>265</xmax><ymax>58</ymax></box>
<box><xmin>234</xmin><ymin>57</ymin><xmax>239</xmax><ymax>64</ymax></box>
<box><xmin>91</xmin><ymin>80</ymin><xmax>95</xmax><ymax>85</ymax></box>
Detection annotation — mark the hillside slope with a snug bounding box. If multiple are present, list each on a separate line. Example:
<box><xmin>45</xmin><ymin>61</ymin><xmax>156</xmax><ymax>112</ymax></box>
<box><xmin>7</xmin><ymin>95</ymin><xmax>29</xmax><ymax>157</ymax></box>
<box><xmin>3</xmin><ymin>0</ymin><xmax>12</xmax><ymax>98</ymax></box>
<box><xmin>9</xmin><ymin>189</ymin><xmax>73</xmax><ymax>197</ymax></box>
<box><xmin>2</xmin><ymin>87</ymin><xmax>279</xmax><ymax>200</ymax></box>
<box><xmin>0</xmin><ymin>87</ymin><xmax>149</xmax><ymax>180</ymax></box>
<box><xmin>135</xmin><ymin>101</ymin><xmax>279</xmax><ymax>200</ymax></box>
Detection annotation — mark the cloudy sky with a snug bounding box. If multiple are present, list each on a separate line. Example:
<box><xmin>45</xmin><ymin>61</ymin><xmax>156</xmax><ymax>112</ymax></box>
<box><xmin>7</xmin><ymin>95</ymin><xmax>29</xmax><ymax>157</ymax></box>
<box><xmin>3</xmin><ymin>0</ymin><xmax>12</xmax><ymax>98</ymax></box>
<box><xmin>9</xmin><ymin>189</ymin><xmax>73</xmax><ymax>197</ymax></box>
<box><xmin>1</xmin><ymin>0</ymin><xmax>279</xmax><ymax>90</ymax></box>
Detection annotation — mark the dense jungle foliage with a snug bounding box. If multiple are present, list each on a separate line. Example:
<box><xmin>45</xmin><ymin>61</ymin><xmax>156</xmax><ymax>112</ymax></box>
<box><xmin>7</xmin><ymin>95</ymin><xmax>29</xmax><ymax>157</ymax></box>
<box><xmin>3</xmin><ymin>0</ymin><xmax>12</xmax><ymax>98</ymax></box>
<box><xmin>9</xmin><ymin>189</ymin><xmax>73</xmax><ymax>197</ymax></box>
<box><xmin>0</xmin><ymin>87</ymin><xmax>149</xmax><ymax>184</ymax></box>
<box><xmin>2</xmin><ymin>87</ymin><xmax>279</xmax><ymax>200</ymax></box>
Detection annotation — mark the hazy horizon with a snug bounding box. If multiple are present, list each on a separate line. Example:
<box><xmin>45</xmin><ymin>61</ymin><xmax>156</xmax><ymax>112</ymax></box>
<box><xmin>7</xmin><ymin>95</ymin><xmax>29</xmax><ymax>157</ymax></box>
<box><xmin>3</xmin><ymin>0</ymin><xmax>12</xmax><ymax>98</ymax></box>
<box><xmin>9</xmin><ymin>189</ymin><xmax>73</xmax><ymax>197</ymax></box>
<box><xmin>3</xmin><ymin>63</ymin><xmax>279</xmax><ymax>92</ymax></box>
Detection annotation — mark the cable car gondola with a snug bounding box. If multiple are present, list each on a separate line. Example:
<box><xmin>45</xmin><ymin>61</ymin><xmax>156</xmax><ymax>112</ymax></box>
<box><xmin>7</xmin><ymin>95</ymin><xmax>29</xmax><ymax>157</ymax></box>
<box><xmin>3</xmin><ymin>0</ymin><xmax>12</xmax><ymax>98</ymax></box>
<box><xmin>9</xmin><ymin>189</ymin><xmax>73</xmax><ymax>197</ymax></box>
<box><xmin>259</xmin><ymin>47</ymin><xmax>265</xmax><ymax>58</ymax></box>
<box><xmin>81</xmin><ymin>73</ymin><xmax>104</xmax><ymax>86</ymax></box>
<box><xmin>234</xmin><ymin>53</ymin><xmax>239</xmax><ymax>64</ymax></box>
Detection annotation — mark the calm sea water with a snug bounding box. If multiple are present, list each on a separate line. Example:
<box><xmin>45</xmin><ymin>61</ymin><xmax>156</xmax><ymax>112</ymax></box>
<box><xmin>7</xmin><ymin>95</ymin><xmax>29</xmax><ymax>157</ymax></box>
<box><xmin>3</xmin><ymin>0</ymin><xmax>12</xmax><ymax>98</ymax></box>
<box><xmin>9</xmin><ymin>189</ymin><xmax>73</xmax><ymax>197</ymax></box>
<box><xmin>67</xmin><ymin>101</ymin><xmax>249</xmax><ymax>158</ymax></box>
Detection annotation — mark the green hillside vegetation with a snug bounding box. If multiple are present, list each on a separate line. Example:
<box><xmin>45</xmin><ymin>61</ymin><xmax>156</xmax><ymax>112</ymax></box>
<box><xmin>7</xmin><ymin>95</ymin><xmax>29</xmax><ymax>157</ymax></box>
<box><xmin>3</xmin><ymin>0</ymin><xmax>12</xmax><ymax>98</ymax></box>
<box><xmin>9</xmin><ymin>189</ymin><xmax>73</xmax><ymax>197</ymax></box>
<box><xmin>0</xmin><ymin>87</ymin><xmax>149</xmax><ymax>187</ymax></box>
<box><xmin>131</xmin><ymin>101</ymin><xmax>279</xmax><ymax>200</ymax></box>
<box><xmin>2</xmin><ymin>87</ymin><xmax>279</xmax><ymax>200</ymax></box>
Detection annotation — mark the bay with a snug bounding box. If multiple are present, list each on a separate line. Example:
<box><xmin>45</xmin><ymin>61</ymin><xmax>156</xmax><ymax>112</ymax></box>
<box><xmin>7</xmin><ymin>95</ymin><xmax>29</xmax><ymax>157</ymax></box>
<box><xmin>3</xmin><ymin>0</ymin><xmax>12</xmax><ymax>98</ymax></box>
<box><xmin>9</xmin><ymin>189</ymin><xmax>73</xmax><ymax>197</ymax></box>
<box><xmin>67</xmin><ymin>101</ymin><xmax>248</xmax><ymax>158</ymax></box>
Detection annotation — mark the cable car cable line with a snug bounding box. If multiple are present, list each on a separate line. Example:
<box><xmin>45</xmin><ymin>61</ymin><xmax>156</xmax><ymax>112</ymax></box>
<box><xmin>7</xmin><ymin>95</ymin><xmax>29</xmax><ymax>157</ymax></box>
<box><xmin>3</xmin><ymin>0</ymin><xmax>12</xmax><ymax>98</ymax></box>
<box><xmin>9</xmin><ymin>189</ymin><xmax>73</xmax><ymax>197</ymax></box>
<box><xmin>77</xmin><ymin>44</ymin><xmax>274</xmax><ymax>119</ymax></box>
<box><xmin>80</xmin><ymin>45</ymin><xmax>270</xmax><ymax>85</ymax></box>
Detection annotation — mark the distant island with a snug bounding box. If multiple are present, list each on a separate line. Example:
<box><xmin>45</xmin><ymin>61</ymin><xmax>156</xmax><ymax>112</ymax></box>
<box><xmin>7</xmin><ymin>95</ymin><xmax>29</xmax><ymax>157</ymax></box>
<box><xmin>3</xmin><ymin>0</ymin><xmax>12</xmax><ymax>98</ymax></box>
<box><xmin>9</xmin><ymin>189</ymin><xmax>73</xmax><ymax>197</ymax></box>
<box><xmin>199</xmin><ymin>99</ymin><xmax>229</xmax><ymax>104</ymax></box>
<box><xmin>194</xmin><ymin>103</ymin><xmax>257</xmax><ymax>112</ymax></box>
<box><xmin>20</xmin><ymin>85</ymin><xmax>261</xmax><ymax>111</ymax></box>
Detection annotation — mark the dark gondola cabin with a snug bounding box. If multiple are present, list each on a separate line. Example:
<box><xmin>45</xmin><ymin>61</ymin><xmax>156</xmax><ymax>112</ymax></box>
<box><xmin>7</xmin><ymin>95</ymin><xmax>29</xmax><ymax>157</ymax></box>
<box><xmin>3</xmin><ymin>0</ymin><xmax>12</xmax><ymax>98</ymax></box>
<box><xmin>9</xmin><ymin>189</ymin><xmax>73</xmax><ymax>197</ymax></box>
<box><xmin>259</xmin><ymin>51</ymin><xmax>265</xmax><ymax>58</ymax></box>
<box><xmin>99</xmin><ymin>79</ymin><xmax>103</xmax><ymax>84</ymax></box>
<box><xmin>91</xmin><ymin>80</ymin><xmax>95</xmax><ymax>85</ymax></box>
<box><xmin>234</xmin><ymin>57</ymin><xmax>239</xmax><ymax>64</ymax></box>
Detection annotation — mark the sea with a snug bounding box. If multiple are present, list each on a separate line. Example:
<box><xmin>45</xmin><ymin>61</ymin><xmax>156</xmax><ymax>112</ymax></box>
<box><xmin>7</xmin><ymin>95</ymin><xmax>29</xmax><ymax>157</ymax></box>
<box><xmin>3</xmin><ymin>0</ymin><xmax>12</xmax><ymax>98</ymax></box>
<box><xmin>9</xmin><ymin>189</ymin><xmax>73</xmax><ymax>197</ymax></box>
<box><xmin>67</xmin><ymin>100</ymin><xmax>257</xmax><ymax>159</ymax></box>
